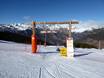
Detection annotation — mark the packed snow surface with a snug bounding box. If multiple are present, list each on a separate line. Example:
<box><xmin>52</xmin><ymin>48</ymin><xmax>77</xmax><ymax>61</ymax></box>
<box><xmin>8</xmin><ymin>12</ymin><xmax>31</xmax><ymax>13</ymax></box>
<box><xmin>0</xmin><ymin>40</ymin><xmax>104</xmax><ymax>78</ymax></box>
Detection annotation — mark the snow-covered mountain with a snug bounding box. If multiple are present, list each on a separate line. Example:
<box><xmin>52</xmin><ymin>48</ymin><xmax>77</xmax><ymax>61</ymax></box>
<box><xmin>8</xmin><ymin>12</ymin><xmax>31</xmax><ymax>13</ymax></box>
<box><xmin>0</xmin><ymin>23</ymin><xmax>104</xmax><ymax>48</ymax></box>
<box><xmin>0</xmin><ymin>23</ymin><xmax>32</xmax><ymax>32</ymax></box>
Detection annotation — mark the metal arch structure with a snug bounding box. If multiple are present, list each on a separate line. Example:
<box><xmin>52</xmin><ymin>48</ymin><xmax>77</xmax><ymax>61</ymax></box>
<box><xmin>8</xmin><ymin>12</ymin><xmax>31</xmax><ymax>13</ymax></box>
<box><xmin>31</xmin><ymin>21</ymin><xmax>79</xmax><ymax>53</ymax></box>
<box><xmin>35</xmin><ymin>21</ymin><xmax>79</xmax><ymax>24</ymax></box>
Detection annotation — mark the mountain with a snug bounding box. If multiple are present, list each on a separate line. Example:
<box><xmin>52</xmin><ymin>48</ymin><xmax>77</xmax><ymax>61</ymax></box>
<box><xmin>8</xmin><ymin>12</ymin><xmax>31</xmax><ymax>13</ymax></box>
<box><xmin>0</xmin><ymin>24</ymin><xmax>68</xmax><ymax>45</ymax></box>
<box><xmin>0</xmin><ymin>24</ymin><xmax>104</xmax><ymax>48</ymax></box>
<box><xmin>73</xmin><ymin>28</ymin><xmax>104</xmax><ymax>48</ymax></box>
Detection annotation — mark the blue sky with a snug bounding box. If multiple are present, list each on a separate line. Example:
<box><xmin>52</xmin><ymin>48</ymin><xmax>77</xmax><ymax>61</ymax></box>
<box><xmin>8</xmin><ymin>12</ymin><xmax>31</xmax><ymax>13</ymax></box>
<box><xmin>0</xmin><ymin>0</ymin><xmax>104</xmax><ymax>24</ymax></box>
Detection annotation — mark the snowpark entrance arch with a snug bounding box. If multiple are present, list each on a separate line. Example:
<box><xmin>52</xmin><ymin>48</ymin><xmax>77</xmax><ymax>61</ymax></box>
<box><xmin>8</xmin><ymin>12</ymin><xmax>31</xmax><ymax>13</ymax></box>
<box><xmin>31</xmin><ymin>21</ymin><xmax>79</xmax><ymax>58</ymax></box>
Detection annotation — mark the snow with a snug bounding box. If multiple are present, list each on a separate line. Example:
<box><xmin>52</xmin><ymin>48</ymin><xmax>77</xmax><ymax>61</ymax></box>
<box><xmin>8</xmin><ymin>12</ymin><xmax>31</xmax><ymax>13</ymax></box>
<box><xmin>0</xmin><ymin>40</ymin><xmax>104</xmax><ymax>78</ymax></box>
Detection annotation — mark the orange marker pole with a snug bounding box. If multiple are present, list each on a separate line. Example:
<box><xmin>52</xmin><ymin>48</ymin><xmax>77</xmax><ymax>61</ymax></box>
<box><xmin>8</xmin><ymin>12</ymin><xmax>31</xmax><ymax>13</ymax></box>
<box><xmin>31</xmin><ymin>22</ymin><xmax>37</xmax><ymax>53</ymax></box>
<box><xmin>31</xmin><ymin>35</ymin><xmax>37</xmax><ymax>53</ymax></box>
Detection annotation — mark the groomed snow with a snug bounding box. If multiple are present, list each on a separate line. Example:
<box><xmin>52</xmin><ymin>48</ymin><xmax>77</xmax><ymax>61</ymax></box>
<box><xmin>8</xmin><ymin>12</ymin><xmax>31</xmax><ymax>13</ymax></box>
<box><xmin>0</xmin><ymin>40</ymin><xmax>104</xmax><ymax>78</ymax></box>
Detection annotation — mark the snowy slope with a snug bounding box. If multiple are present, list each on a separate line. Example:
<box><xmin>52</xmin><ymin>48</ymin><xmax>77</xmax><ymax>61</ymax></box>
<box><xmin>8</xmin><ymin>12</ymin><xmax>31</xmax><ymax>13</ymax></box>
<box><xmin>0</xmin><ymin>40</ymin><xmax>104</xmax><ymax>78</ymax></box>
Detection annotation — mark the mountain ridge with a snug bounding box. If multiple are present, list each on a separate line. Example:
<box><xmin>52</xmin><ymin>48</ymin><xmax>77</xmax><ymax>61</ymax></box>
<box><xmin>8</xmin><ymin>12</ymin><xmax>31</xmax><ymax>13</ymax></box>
<box><xmin>0</xmin><ymin>24</ymin><xmax>104</xmax><ymax>48</ymax></box>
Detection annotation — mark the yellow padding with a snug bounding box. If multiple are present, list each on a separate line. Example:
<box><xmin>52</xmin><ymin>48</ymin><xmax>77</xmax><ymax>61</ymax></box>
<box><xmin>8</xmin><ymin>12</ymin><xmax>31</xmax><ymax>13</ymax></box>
<box><xmin>60</xmin><ymin>48</ymin><xmax>67</xmax><ymax>57</ymax></box>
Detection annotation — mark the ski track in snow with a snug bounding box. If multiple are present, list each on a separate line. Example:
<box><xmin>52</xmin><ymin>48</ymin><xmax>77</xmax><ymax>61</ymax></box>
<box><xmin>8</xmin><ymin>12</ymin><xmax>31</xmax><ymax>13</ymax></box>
<box><xmin>0</xmin><ymin>40</ymin><xmax>104</xmax><ymax>78</ymax></box>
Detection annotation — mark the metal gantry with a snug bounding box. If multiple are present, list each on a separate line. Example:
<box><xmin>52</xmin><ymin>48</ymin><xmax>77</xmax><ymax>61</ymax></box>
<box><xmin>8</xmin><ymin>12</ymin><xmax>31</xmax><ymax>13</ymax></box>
<box><xmin>31</xmin><ymin>21</ymin><xmax>79</xmax><ymax>53</ymax></box>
